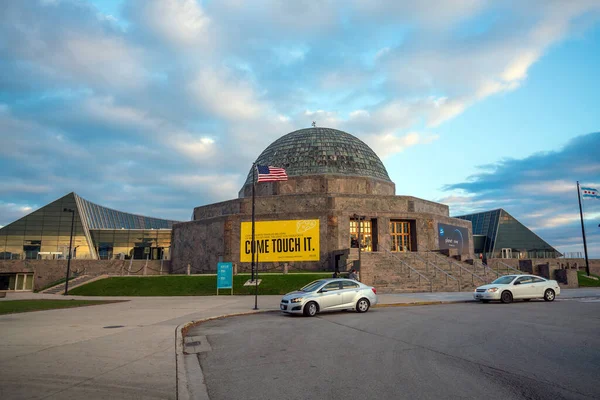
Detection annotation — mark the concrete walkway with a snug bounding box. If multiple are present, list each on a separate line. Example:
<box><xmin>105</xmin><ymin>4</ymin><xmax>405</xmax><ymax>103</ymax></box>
<box><xmin>1</xmin><ymin>288</ymin><xmax>599</xmax><ymax>400</ymax></box>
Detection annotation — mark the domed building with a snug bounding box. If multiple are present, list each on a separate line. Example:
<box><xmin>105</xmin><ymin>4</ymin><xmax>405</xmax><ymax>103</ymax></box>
<box><xmin>170</xmin><ymin>127</ymin><xmax>474</xmax><ymax>275</ymax></box>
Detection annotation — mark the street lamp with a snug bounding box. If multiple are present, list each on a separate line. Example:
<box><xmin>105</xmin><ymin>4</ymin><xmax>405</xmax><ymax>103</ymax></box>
<box><xmin>63</xmin><ymin>208</ymin><xmax>75</xmax><ymax>295</ymax></box>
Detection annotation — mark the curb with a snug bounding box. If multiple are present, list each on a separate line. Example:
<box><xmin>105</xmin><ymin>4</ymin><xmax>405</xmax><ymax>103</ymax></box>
<box><xmin>374</xmin><ymin>300</ymin><xmax>475</xmax><ymax>307</ymax></box>
<box><xmin>176</xmin><ymin>310</ymin><xmax>273</xmax><ymax>400</ymax></box>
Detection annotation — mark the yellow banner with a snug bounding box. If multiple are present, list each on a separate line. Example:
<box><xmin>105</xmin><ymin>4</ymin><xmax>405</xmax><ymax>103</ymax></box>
<box><xmin>240</xmin><ymin>219</ymin><xmax>320</xmax><ymax>262</ymax></box>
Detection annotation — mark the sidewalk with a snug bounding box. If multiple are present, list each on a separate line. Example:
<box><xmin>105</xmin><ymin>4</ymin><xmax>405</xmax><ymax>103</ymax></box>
<box><xmin>1</xmin><ymin>288</ymin><xmax>599</xmax><ymax>400</ymax></box>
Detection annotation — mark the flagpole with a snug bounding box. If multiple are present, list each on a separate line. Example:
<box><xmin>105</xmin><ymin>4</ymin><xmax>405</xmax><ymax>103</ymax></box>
<box><xmin>577</xmin><ymin>181</ymin><xmax>590</xmax><ymax>276</ymax></box>
<box><xmin>254</xmin><ymin>249</ymin><xmax>259</xmax><ymax>310</ymax></box>
<box><xmin>251</xmin><ymin>163</ymin><xmax>256</xmax><ymax>282</ymax></box>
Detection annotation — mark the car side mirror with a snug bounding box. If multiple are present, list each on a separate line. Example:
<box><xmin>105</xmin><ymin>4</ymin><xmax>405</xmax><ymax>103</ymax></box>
<box><xmin>514</xmin><ymin>281</ymin><xmax>521</xmax><ymax>285</ymax></box>
<box><xmin>319</xmin><ymin>289</ymin><xmax>326</xmax><ymax>293</ymax></box>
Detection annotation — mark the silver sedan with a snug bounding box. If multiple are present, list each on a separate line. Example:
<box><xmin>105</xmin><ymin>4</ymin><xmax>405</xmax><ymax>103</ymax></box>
<box><xmin>280</xmin><ymin>278</ymin><xmax>378</xmax><ymax>317</ymax></box>
<box><xmin>474</xmin><ymin>274</ymin><xmax>561</xmax><ymax>303</ymax></box>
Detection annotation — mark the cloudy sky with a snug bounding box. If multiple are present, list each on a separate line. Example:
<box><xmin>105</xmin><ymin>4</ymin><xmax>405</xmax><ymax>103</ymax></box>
<box><xmin>1</xmin><ymin>0</ymin><xmax>599</xmax><ymax>257</ymax></box>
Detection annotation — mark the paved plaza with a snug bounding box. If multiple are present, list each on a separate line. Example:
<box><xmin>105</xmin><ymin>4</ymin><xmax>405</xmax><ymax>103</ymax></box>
<box><xmin>1</xmin><ymin>289</ymin><xmax>599</xmax><ymax>399</ymax></box>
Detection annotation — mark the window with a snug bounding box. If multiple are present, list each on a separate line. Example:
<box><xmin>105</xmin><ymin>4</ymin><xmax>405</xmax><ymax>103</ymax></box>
<box><xmin>390</xmin><ymin>221</ymin><xmax>411</xmax><ymax>252</ymax></box>
<box><xmin>350</xmin><ymin>219</ymin><xmax>372</xmax><ymax>251</ymax></box>
<box><xmin>516</xmin><ymin>276</ymin><xmax>533</xmax><ymax>284</ymax></box>
<box><xmin>342</xmin><ymin>281</ymin><xmax>359</xmax><ymax>289</ymax></box>
<box><xmin>322</xmin><ymin>281</ymin><xmax>341</xmax><ymax>291</ymax></box>
<box><xmin>531</xmin><ymin>277</ymin><xmax>546</xmax><ymax>283</ymax></box>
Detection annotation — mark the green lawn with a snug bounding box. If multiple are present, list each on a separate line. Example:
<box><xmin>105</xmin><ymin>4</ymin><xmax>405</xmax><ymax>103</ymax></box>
<box><xmin>0</xmin><ymin>300</ymin><xmax>120</xmax><ymax>315</ymax></box>
<box><xmin>68</xmin><ymin>273</ymin><xmax>332</xmax><ymax>296</ymax></box>
<box><xmin>578</xmin><ymin>271</ymin><xmax>600</xmax><ymax>287</ymax></box>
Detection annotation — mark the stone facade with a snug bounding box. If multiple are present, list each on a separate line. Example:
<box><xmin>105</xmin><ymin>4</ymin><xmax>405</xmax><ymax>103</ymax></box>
<box><xmin>171</xmin><ymin>174</ymin><xmax>473</xmax><ymax>273</ymax></box>
<box><xmin>0</xmin><ymin>259</ymin><xmax>170</xmax><ymax>291</ymax></box>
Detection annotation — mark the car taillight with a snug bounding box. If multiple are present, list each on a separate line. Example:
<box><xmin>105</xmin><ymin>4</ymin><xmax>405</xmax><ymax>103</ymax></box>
<box><xmin>371</xmin><ymin>288</ymin><xmax>377</xmax><ymax>295</ymax></box>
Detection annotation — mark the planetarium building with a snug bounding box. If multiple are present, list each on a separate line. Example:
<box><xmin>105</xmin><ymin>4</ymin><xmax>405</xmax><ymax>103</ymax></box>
<box><xmin>171</xmin><ymin>127</ymin><xmax>474</xmax><ymax>273</ymax></box>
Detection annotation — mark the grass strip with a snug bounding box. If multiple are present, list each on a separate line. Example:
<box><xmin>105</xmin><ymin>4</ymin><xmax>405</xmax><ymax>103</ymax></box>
<box><xmin>68</xmin><ymin>273</ymin><xmax>332</xmax><ymax>296</ymax></box>
<box><xmin>0</xmin><ymin>300</ymin><xmax>122</xmax><ymax>315</ymax></box>
<box><xmin>577</xmin><ymin>271</ymin><xmax>600</xmax><ymax>287</ymax></box>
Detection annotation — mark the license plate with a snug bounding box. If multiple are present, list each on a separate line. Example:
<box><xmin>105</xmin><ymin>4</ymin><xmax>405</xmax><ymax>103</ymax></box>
<box><xmin>280</xmin><ymin>305</ymin><xmax>286</xmax><ymax>310</ymax></box>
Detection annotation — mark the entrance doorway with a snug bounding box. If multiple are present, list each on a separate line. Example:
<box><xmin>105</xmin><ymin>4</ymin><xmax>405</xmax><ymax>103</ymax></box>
<box><xmin>0</xmin><ymin>273</ymin><xmax>34</xmax><ymax>291</ymax></box>
<box><xmin>390</xmin><ymin>221</ymin><xmax>411</xmax><ymax>252</ymax></box>
<box><xmin>501</xmin><ymin>248</ymin><xmax>513</xmax><ymax>259</ymax></box>
<box><xmin>350</xmin><ymin>219</ymin><xmax>373</xmax><ymax>252</ymax></box>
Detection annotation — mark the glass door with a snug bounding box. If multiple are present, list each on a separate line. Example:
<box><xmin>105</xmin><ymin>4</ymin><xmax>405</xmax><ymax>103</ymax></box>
<box><xmin>11</xmin><ymin>273</ymin><xmax>33</xmax><ymax>291</ymax></box>
<box><xmin>350</xmin><ymin>220</ymin><xmax>372</xmax><ymax>252</ymax></box>
<box><xmin>390</xmin><ymin>221</ymin><xmax>411</xmax><ymax>252</ymax></box>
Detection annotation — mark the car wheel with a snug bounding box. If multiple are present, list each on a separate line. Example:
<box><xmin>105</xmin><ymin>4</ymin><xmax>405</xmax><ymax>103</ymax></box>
<box><xmin>356</xmin><ymin>298</ymin><xmax>370</xmax><ymax>313</ymax></box>
<box><xmin>481</xmin><ymin>299</ymin><xmax>490</xmax><ymax>303</ymax></box>
<box><xmin>304</xmin><ymin>301</ymin><xmax>318</xmax><ymax>317</ymax></box>
<box><xmin>500</xmin><ymin>291</ymin><xmax>513</xmax><ymax>304</ymax></box>
<box><xmin>544</xmin><ymin>289</ymin><xmax>555</xmax><ymax>302</ymax></box>
<box><xmin>523</xmin><ymin>299</ymin><xmax>531</xmax><ymax>302</ymax></box>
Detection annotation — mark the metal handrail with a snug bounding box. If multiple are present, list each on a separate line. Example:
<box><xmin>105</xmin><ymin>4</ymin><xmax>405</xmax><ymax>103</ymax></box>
<box><xmin>426</xmin><ymin>251</ymin><xmax>486</xmax><ymax>285</ymax></box>
<box><xmin>496</xmin><ymin>261</ymin><xmax>522</xmax><ymax>275</ymax></box>
<box><xmin>413</xmin><ymin>253</ymin><xmax>459</xmax><ymax>291</ymax></box>
<box><xmin>475</xmin><ymin>260</ymin><xmax>499</xmax><ymax>278</ymax></box>
<box><xmin>384</xmin><ymin>250</ymin><xmax>432</xmax><ymax>292</ymax></box>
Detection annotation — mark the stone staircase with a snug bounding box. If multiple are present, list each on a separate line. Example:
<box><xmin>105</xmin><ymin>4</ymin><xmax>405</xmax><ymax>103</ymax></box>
<box><xmin>358</xmin><ymin>250</ymin><xmax>523</xmax><ymax>293</ymax></box>
<box><xmin>41</xmin><ymin>274</ymin><xmax>108</xmax><ymax>294</ymax></box>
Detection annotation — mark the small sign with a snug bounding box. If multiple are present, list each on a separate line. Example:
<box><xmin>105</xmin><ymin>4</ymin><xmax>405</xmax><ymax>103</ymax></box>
<box><xmin>217</xmin><ymin>262</ymin><xmax>233</xmax><ymax>293</ymax></box>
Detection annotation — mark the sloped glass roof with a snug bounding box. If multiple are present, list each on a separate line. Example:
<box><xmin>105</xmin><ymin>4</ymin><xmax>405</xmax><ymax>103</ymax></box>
<box><xmin>75</xmin><ymin>193</ymin><xmax>179</xmax><ymax>229</ymax></box>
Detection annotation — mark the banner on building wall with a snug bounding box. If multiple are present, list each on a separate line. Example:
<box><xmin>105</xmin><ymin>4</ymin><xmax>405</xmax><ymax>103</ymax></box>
<box><xmin>240</xmin><ymin>219</ymin><xmax>320</xmax><ymax>262</ymax></box>
<box><xmin>437</xmin><ymin>223</ymin><xmax>469</xmax><ymax>254</ymax></box>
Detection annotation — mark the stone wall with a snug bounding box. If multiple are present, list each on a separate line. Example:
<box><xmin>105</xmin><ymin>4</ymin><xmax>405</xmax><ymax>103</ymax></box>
<box><xmin>0</xmin><ymin>259</ymin><xmax>170</xmax><ymax>291</ymax></box>
<box><xmin>237</xmin><ymin>174</ymin><xmax>396</xmax><ymax>198</ymax></box>
<box><xmin>175</xmin><ymin>190</ymin><xmax>472</xmax><ymax>273</ymax></box>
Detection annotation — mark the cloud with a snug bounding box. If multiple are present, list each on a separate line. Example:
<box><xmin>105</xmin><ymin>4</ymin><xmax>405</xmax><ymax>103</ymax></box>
<box><xmin>188</xmin><ymin>68</ymin><xmax>265</xmax><ymax>120</ymax></box>
<box><xmin>0</xmin><ymin>203</ymin><xmax>35</xmax><ymax>226</ymax></box>
<box><xmin>442</xmin><ymin>132</ymin><xmax>600</xmax><ymax>256</ymax></box>
<box><xmin>129</xmin><ymin>0</ymin><xmax>210</xmax><ymax>47</ymax></box>
<box><xmin>1</xmin><ymin>0</ymin><xmax>599</xmax><ymax>238</ymax></box>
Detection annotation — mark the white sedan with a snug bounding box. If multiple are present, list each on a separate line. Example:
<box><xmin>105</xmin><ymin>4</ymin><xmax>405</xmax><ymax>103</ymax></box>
<box><xmin>474</xmin><ymin>274</ymin><xmax>560</xmax><ymax>303</ymax></box>
<box><xmin>280</xmin><ymin>278</ymin><xmax>378</xmax><ymax>316</ymax></box>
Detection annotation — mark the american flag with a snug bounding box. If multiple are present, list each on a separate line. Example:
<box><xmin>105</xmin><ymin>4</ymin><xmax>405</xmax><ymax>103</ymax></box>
<box><xmin>256</xmin><ymin>165</ymin><xmax>288</xmax><ymax>182</ymax></box>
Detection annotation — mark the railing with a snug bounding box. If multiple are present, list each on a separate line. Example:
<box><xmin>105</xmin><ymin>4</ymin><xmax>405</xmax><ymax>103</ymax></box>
<box><xmin>384</xmin><ymin>250</ymin><xmax>432</xmax><ymax>292</ymax></box>
<box><xmin>495</xmin><ymin>261</ymin><xmax>522</xmax><ymax>275</ymax></box>
<box><xmin>426</xmin><ymin>251</ymin><xmax>486</xmax><ymax>286</ymax></box>
<box><xmin>475</xmin><ymin>260</ymin><xmax>499</xmax><ymax>279</ymax></box>
<box><xmin>559</xmin><ymin>252</ymin><xmax>583</xmax><ymax>259</ymax></box>
<box><xmin>413</xmin><ymin>253</ymin><xmax>459</xmax><ymax>291</ymax></box>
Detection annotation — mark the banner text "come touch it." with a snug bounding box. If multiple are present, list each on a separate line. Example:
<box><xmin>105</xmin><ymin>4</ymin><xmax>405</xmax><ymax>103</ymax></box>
<box><xmin>244</xmin><ymin>237</ymin><xmax>314</xmax><ymax>255</ymax></box>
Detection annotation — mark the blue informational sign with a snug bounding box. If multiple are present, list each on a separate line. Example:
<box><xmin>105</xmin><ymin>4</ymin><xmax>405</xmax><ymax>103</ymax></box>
<box><xmin>217</xmin><ymin>262</ymin><xmax>233</xmax><ymax>289</ymax></box>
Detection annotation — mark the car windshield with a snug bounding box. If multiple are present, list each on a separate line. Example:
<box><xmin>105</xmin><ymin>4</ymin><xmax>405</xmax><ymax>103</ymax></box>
<box><xmin>301</xmin><ymin>280</ymin><xmax>327</xmax><ymax>292</ymax></box>
<box><xmin>492</xmin><ymin>276</ymin><xmax>516</xmax><ymax>285</ymax></box>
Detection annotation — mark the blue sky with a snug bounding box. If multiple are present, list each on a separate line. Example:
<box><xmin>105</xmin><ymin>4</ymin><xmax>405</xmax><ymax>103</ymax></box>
<box><xmin>1</xmin><ymin>0</ymin><xmax>599</xmax><ymax>257</ymax></box>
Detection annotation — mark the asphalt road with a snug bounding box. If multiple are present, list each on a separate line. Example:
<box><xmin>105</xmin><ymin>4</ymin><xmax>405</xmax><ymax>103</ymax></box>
<box><xmin>190</xmin><ymin>299</ymin><xmax>600</xmax><ymax>400</ymax></box>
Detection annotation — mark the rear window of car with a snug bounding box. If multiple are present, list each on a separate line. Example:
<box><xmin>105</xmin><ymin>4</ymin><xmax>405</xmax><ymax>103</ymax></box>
<box><xmin>531</xmin><ymin>277</ymin><xmax>546</xmax><ymax>283</ymax></box>
<box><xmin>342</xmin><ymin>281</ymin><xmax>359</xmax><ymax>288</ymax></box>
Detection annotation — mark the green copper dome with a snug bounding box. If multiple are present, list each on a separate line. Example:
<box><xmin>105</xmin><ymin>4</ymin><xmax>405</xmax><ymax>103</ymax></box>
<box><xmin>243</xmin><ymin>127</ymin><xmax>391</xmax><ymax>185</ymax></box>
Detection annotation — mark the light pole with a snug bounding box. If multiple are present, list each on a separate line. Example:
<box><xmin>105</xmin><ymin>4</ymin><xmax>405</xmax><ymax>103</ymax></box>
<box><xmin>63</xmin><ymin>208</ymin><xmax>75</xmax><ymax>295</ymax></box>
